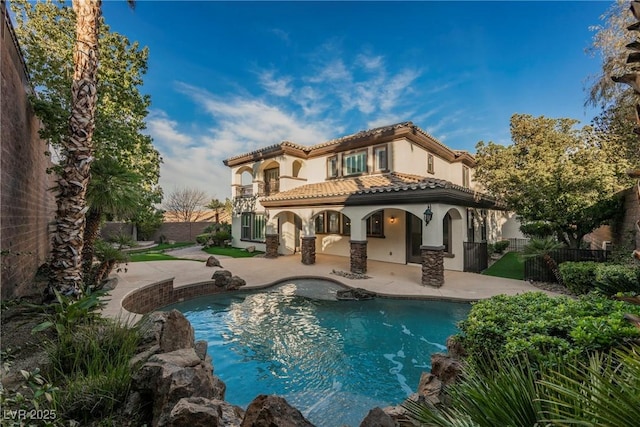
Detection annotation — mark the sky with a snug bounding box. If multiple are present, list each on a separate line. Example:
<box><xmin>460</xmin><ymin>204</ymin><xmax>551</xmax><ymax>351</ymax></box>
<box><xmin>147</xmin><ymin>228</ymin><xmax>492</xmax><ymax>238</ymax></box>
<box><xmin>97</xmin><ymin>0</ymin><xmax>613</xmax><ymax>202</ymax></box>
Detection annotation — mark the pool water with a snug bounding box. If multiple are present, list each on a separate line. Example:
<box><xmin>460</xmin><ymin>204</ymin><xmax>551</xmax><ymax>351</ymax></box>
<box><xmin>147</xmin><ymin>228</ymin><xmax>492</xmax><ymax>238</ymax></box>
<box><xmin>165</xmin><ymin>279</ymin><xmax>470</xmax><ymax>427</ymax></box>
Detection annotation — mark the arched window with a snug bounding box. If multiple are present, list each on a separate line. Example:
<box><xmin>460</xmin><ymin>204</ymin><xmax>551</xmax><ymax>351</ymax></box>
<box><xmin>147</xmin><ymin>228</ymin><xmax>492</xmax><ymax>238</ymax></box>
<box><xmin>443</xmin><ymin>213</ymin><xmax>452</xmax><ymax>253</ymax></box>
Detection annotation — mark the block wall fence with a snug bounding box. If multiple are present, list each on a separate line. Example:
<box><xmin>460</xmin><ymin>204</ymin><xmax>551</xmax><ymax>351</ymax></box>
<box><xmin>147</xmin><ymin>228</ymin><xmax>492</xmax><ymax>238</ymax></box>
<box><xmin>1</xmin><ymin>4</ymin><xmax>56</xmax><ymax>299</ymax></box>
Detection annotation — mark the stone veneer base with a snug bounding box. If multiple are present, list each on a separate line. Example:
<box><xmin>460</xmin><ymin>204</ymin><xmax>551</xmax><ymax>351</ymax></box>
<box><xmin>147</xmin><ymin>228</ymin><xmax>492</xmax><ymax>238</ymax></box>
<box><xmin>420</xmin><ymin>245</ymin><xmax>445</xmax><ymax>288</ymax></box>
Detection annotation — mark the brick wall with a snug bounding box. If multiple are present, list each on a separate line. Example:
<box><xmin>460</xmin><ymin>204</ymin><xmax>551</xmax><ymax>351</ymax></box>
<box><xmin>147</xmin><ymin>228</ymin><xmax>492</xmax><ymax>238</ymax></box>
<box><xmin>1</xmin><ymin>4</ymin><xmax>56</xmax><ymax>299</ymax></box>
<box><xmin>101</xmin><ymin>221</ymin><xmax>218</xmax><ymax>243</ymax></box>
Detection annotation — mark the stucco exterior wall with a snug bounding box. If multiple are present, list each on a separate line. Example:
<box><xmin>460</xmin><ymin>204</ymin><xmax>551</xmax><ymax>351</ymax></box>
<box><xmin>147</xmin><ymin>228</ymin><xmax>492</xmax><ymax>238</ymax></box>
<box><xmin>1</xmin><ymin>6</ymin><xmax>56</xmax><ymax>298</ymax></box>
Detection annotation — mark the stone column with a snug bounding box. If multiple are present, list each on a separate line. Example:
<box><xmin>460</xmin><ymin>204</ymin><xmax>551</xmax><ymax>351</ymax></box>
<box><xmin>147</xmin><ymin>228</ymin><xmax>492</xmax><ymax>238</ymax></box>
<box><xmin>301</xmin><ymin>236</ymin><xmax>316</xmax><ymax>265</ymax></box>
<box><xmin>265</xmin><ymin>234</ymin><xmax>279</xmax><ymax>258</ymax></box>
<box><xmin>421</xmin><ymin>245</ymin><xmax>445</xmax><ymax>287</ymax></box>
<box><xmin>350</xmin><ymin>240</ymin><xmax>368</xmax><ymax>274</ymax></box>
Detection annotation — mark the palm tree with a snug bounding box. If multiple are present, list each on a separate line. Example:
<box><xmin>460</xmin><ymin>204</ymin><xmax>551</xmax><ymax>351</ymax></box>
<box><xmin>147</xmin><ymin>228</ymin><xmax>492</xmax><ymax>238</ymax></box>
<box><xmin>82</xmin><ymin>156</ymin><xmax>141</xmax><ymax>280</ymax></box>
<box><xmin>521</xmin><ymin>237</ymin><xmax>565</xmax><ymax>284</ymax></box>
<box><xmin>49</xmin><ymin>0</ymin><xmax>135</xmax><ymax>296</ymax></box>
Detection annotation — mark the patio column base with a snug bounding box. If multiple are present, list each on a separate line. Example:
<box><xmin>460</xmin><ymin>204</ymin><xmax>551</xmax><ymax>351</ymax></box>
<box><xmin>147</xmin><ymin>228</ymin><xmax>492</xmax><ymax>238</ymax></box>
<box><xmin>301</xmin><ymin>236</ymin><xmax>316</xmax><ymax>265</ymax></box>
<box><xmin>265</xmin><ymin>234</ymin><xmax>279</xmax><ymax>258</ymax></box>
<box><xmin>421</xmin><ymin>245</ymin><xmax>445</xmax><ymax>287</ymax></box>
<box><xmin>350</xmin><ymin>240</ymin><xmax>367</xmax><ymax>274</ymax></box>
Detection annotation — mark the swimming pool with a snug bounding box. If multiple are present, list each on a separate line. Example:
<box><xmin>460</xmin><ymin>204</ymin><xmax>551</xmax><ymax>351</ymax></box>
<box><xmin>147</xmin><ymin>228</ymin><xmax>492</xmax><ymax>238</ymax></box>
<box><xmin>165</xmin><ymin>279</ymin><xmax>470</xmax><ymax>427</ymax></box>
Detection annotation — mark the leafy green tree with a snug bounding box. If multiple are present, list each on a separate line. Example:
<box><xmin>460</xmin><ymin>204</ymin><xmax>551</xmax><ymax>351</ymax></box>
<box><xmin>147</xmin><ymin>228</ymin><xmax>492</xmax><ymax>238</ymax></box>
<box><xmin>475</xmin><ymin>114</ymin><xmax>625</xmax><ymax>248</ymax></box>
<box><xmin>11</xmin><ymin>0</ymin><xmax>160</xmax><ymax>293</ymax></box>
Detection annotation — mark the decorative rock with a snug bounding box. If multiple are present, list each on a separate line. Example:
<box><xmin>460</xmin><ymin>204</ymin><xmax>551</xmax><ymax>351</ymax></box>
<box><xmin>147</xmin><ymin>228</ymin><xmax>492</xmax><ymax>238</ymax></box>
<box><xmin>135</xmin><ymin>357</ymin><xmax>226</xmax><ymax>426</ymax></box>
<box><xmin>336</xmin><ymin>287</ymin><xmax>376</xmax><ymax>300</ymax></box>
<box><xmin>228</xmin><ymin>276</ymin><xmax>246</xmax><ymax>290</ymax></box>
<box><xmin>138</xmin><ymin>311</ymin><xmax>171</xmax><ymax>345</ymax></box>
<box><xmin>149</xmin><ymin>348</ymin><xmax>202</xmax><ymax>368</ymax></box>
<box><xmin>446</xmin><ymin>336</ymin><xmax>467</xmax><ymax>359</ymax></box>
<box><xmin>212</xmin><ymin>270</ymin><xmax>233</xmax><ymax>287</ymax></box>
<box><xmin>359</xmin><ymin>407</ymin><xmax>397</xmax><ymax>427</ymax></box>
<box><xmin>430</xmin><ymin>353</ymin><xmax>463</xmax><ymax>385</ymax></box>
<box><xmin>417</xmin><ymin>373</ymin><xmax>443</xmax><ymax>405</ymax></box>
<box><xmin>194</xmin><ymin>340</ymin><xmax>208</xmax><ymax>361</ymax></box>
<box><xmin>246</xmin><ymin>246</ymin><xmax>255</xmax><ymax>253</ymax></box>
<box><xmin>205</xmin><ymin>256</ymin><xmax>223</xmax><ymax>268</ymax></box>
<box><xmin>240</xmin><ymin>395</ymin><xmax>315</xmax><ymax>427</ymax></box>
<box><xmin>168</xmin><ymin>397</ymin><xmax>244</xmax><ymax>427</ymax></box>
<box><xmin>159</xmin><ymin>310</ymin><xmax>195</xmax><ymax>353</ymax></box>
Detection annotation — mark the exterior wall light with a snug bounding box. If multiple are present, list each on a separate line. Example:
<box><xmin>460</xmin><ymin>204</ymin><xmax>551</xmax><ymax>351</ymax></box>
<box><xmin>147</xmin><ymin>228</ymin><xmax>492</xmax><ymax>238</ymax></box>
<box><xmin>423</xmin><ymin>205</ymin><xmax>433</xmax><ymax>225</ymax></box>
<box><xmin>389</xmin><ymin>216</ymin><xmax>396</xmax><ymax>224</ymax></box>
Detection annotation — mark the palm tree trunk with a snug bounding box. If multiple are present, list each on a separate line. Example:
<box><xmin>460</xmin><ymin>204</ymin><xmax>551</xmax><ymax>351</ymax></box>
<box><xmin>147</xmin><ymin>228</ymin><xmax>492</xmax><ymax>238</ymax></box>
<box><xmin>81</xmin><ymin>208</ymin><xmax>102</xmax><ymax>277</ymax></box>
<box><xmin>543</xmin><ymin>254</ymin><xmax>563</xmax><ymax>285</ymax></box>
<box><xmin>49</xmin><ymin>0</ymin><xmax>101</xmax><ymax>296</ymax></box>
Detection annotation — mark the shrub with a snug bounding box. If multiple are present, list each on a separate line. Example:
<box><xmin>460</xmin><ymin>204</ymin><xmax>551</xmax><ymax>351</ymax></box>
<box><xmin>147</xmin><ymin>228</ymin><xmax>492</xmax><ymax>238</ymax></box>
<box><xmin>403</xmin><ymin>346</ymin><xmax>640</xmax><ymax>427</ymax></box>
<box><xmin>457</xmin><ymin>292</ymin><xmax>640</xmax><ymax>366</ymax></box>
<box><xmin>196</xmin><ymin>233</ymin><xmax>211</xmax><ymax>245</ymax></box>
<box><xmin>594</xmin><ymin>263</ymin><xmax>640</xmax><ymax>296</ymax></box>
<box><xmin>45</xmin><ymin>320</ymin><xmax>140</xmax><ymax>421</ymax></box>
<box><xmin>493</xmin><ymin>240</ymin><xmax>510</xmax><ymax>254</ymax></box>
<box><xmin>559</xmin><ymin>261</ymin><xmax>599</xmax><ymax>295</ymax></box>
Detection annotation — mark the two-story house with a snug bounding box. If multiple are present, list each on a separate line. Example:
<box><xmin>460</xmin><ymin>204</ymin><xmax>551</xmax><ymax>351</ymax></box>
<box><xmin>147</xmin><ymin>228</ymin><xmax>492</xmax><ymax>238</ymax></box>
<box><xmin>223</xmin><ymin>121</ymin><xmax>516</xmax><ymax>287</ymax></box>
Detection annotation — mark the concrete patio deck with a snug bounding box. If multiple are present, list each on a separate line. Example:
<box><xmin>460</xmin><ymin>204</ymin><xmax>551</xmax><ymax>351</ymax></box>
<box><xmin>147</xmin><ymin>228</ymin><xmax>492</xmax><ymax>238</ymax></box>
<box><xmin>103</xmin><ymin>245</ymin><xmax>555</xmax><ymax>318</ymax></box>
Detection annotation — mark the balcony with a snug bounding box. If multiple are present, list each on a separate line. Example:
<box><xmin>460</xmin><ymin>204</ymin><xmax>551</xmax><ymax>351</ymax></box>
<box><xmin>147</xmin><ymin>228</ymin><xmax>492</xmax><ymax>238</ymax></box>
<box><xmin>236</xmin><ymin>185</ymin><xmax>253</xmax><ymax>197</ymax></box>
<box><xmin>257</xmin><ymin>179</ymin><xmax>280</xmax><ymax>197</ymax></box>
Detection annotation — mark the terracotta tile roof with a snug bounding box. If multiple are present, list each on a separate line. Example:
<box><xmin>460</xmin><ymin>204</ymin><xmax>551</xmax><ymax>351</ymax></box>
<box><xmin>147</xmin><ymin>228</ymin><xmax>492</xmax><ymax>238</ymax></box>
<box><xmin>261</xmin><ymin>172</ymin><xmax>467</xmax><ymax>204</ymax></box>
<box><xmin>223</xmin><ymin>121</ymin><xmax>467</xmax><ymax>166</ymax></box>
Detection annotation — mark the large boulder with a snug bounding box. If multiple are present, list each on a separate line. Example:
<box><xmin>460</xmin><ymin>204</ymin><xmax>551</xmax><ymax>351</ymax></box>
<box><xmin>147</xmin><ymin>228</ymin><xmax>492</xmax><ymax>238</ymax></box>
<box><xmin>134</xmin><ymin>348</ymin><xmax>227</xmax><ymax>427</ymax></box>
<box><xmin>159</xmin><ymin>310</ymin><xmax>195</xmax><ymax>353</ymax></box>
<box><xmin>359</xmin><ymin>407</ymin><xmax>397</xmax><ymax>427</ymax></box>
<box><xmin>430</xmin><ymin>353</ymin><xmax>463</xmax><ymax>385</ymax></box>
<box><xmin>416</xmin><ymin>372</ymin><xmax>443</xmax><ymax>405</ymax></box>
<box><xmin>168</xmin><ymin>397</ymin><xmax>244</xmax><ymax>427</ymax></box>
<box><xmin>241</xmin><ymin>395</ymin><xmax>315</xmax><ymax>427</ymax></box>
<box><xmin>212</xmin><ymin>270</ymin><xmax>233</xmax><ymax>287</ymax></box>
<box><xmin>228</xmin><ymin>276</ymin><xmax>246</xmax><ymax>290</ymax></box>
<box><xmin>206</xmin><ymin>256</ymin><xmax>223</xmax><ymax>268</ymax></box>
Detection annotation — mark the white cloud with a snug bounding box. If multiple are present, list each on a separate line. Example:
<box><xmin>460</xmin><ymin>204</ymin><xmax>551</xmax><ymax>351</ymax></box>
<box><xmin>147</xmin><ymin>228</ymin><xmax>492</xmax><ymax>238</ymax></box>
<box><xmin>147</xmin><ymin>44</ymin><xmax>472</xmax><ymax>201</ymax></box>
<box><xmin>258</xmin><ymin>70</ymin><xmax>293</xmax><ymax>97</ymax></box>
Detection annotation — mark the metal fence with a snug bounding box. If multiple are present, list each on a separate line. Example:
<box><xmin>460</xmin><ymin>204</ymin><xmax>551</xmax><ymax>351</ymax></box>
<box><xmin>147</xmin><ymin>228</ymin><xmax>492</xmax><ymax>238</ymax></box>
<box><xmin>524</xmin><ymin>248</ymin><xmax>611</xmax><ymax>283</ymax></box>
<box><xmin>464</xmin><ymin>241</ymin><xmax>488</xmax><ymax>273</ymax></box>
<box><xmin>506</xmin><ymin>238</ymin><xmax>530</xmax><ymax>252</ymax></box>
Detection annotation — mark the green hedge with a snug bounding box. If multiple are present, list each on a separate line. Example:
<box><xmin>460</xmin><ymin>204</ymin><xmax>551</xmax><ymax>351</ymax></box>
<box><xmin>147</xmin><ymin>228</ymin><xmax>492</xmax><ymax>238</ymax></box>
<box><xmin>457</xmin><ymin>292</ymin><xmax>640</xmax><ymax>366</ymax></box>
<box><xmin>594</xmin><ymin>264</ymin><xmax>640</xmax><ymax>296</ymax></box>
<box><xmin>560</xmin><ymin>262</ymin><xmax>640</xmax><ymax>296</ymax></box>
<box><xmin>559</xmin><ymin>261</ymin><xmax>599</xmax><ymax>295</ymax></box>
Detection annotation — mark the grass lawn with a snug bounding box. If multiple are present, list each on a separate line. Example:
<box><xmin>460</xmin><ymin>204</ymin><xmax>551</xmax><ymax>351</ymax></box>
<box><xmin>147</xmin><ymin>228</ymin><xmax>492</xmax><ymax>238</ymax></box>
<box><xmin>203</xmin><ymin>246</ymin><xmax>264</xmax><ymax>258</ymax></box>
<box><xmin>128</xmin><ymin>253</ymin><xmax>198</xmax><ymax>262</ymax></box>
<box><xmin>482</xmin><ymin>251</ymin><xmax>524</xmax><ymax>280</ymax></box>
<box><xmin>126</xmin><ymin>241</ymin><xmax>194</xmax><ymax>254</ymax></box>
<box><xmin>128</xmin><ymin>242</ymin><xmax>197</xmax><ymax>262</ymax></box>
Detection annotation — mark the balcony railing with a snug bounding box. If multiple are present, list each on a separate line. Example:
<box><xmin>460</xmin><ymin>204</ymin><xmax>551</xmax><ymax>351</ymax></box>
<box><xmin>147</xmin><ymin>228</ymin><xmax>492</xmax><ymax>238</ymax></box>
<box><xmin>257</xmin><ymin>180</ymin><xmax>280</xmax><ymax>197</ymax></box>
<box><xmin>236</xmin><ymin>185</ymin><xmax>253</xmax><ymax>197</ymax></box>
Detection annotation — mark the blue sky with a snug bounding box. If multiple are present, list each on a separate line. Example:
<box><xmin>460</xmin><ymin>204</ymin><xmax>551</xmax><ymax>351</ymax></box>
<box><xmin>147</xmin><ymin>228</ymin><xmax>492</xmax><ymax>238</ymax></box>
<box><xmin>100</xmin><ymin>1</ymin><xmax>612</xmax><ymax>201</ymax></box>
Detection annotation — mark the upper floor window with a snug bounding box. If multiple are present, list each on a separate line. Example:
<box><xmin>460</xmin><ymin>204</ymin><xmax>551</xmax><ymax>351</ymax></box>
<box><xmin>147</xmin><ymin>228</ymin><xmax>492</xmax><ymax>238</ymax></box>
<box><xmin>327</xmin><ymin>156</ymin><xmax>338</xmax><ymax>178</ymax></box>
<box><xmin>264</xmin><ymin>167</ymin><xmax>280</xmax><ymax>195</ymax></box>
<box><xmin>374</xmin><ymin>146</ymin><xmax>388</xmax><ymax>172</ymax></box>
<box><xmin>462</xmin><ymin>166</ymin><xmax>470</xmax><ymax>188</ymax></box>
<box><xmin>427</xmin><ymin>154</ymin><xmax>435</xmax><ymax>174</ymax></box>
<box><xmin>343</xmin><ymin>151</ymin><xmax>367</xmax><ymax>176</ymax></box>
